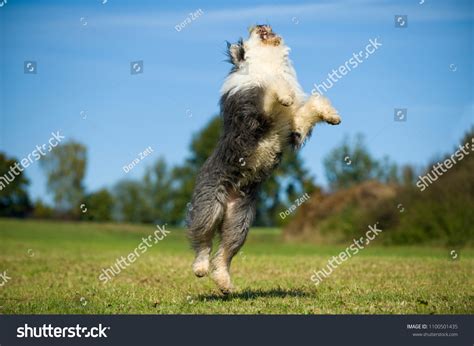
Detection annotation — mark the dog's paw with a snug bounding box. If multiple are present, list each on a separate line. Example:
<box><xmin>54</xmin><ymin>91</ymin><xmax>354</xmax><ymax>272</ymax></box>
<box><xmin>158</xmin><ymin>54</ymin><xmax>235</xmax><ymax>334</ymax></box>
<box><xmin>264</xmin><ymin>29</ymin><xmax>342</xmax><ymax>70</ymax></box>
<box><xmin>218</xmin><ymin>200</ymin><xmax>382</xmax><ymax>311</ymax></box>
<box><xmin>326</xmin><ymin>113</ymin><xmax>341</xmax><ymax>125</ymax></box>
<box><xmin>219</xmin><ymin>285</ymin><xmax>234</xmax><ymax>296</ymax></box>
<box><xmin>278</xmin><ymin>93</ymin><xmax>295</xmax><ymax>107</ymax></box>
<box><xmin>210</xmin><ymin>268</ymin><xmax>233</xmax><ymax>294</ymax></box>
<box><xmin>192</xmin><ymin>259</ymin><xmax>209</xmax><ymax>278</ymax></box>
<box><xmin>310</xmin><ymin>95</ymin><xmax>341</xmax><ymax>125</ymax></box>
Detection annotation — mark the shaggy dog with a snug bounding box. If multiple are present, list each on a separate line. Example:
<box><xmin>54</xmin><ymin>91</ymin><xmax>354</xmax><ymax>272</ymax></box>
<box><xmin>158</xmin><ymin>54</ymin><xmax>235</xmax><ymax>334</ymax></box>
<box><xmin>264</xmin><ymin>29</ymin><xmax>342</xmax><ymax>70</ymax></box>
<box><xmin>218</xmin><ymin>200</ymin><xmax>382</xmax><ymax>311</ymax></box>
<box><xmin>187</xmin><ymin>25</ymin><xmax>341</xmax><ymax>294</ymax></box>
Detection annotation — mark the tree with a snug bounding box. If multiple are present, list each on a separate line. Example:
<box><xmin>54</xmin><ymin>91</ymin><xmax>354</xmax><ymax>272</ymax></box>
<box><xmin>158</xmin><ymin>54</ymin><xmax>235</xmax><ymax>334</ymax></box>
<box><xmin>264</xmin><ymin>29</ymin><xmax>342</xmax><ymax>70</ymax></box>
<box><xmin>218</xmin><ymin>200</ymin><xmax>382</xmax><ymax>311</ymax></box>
<box><xmin>113</xmin><ymin>180</ymin><xmax>149</xmax><ymax>223</ymax></box>
<box><xmin>401</xmin><ymin>164</ymin><xmax>416</xmax><ymax>186</ymax></box>
<box><xmin>323</xmin><ymin>134</ymin><xmax>398</xmax><ymax>190</ymax></box>
<box><xmin>142</xmin><ymin>158</ymin><xmax>174</xmax><ymax>224</ymax></box>
<box><xmin>39</xmin><ymin>141</ymin><xmax>86</xmax><ymax>218</ymax></box>
<box><xmin>32</xmin><ymin>199</ymin><xmax>54</xmax><ymax>219</ymax></box>
<box><xmin>253</xmin><ymin>147</ymin><xmax>319</xmax><ymax>226</ymax></box>
<box><xmin>81</xmin><ymin>188</ymin><xmax>114</xmax><ymax>222</ymax></box>
<box><xmin>169</xmin><ymin>164</ymin><xmax>196</xmax><ymax>225</ymax></box>
<box><xmin>0</xmin><ymin>152</ymin><xmax>32</xmax><ymax>217</ymax></box>
<box><xmin>168</xmin><ymin>116</ymin><xmax>223</xmax><ymax>225</ymax></box>
<box><xmin>377</xmin><ymin>156</ymin><xmax>399</xmax><ymax>184</ymax></box>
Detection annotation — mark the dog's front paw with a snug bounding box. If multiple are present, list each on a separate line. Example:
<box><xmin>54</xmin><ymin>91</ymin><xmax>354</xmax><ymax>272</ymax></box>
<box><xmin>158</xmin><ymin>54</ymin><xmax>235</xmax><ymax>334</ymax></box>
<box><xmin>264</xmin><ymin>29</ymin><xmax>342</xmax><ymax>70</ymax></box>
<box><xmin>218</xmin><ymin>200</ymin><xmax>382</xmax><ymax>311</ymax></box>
<box><xmin>326</xmin><ymin>113</ymin><xmax>341</xmax><ymax>125</ymax></box>
<box><xmin>310</xmin><ymin>95</ymin><xmax>341</xmax><ymax>125</ymax></box>
<box><xmin>278</xmin><ymin>95</ymin><xmax>294</xmax><ymax>107</ymax></box>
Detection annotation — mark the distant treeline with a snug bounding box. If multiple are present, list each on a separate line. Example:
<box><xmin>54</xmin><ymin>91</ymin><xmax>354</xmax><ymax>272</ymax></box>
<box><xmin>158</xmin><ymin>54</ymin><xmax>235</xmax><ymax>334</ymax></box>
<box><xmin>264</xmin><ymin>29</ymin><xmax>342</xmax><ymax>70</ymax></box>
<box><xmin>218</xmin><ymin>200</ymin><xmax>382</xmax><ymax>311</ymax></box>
<box><xmin>284</xmin><ymin>128</ymin><xmax>474</xmax><ymax>247</ymax></box>
<box><xmin>1</xmin><ymin>117</ymin><xmax>472</xmax><ymax>245</ymax></box>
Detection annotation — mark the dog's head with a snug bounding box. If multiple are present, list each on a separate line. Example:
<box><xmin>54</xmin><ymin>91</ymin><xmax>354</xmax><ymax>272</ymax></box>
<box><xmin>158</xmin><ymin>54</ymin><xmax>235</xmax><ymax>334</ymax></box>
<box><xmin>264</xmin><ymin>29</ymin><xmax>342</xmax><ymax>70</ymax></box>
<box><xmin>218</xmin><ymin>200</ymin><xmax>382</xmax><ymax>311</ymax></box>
<box><xmin>226</xmin><ymin>24</ymin><xmax>284</xmax><ymax>68</ymax></box>
<box><xmin>248</xmin><ymin>25</ymin><xmax>282</xmax><ymax>47</ymax></box>
<box><xmin>222</xmin><ymin>25</ymin><xmax>292</xmax><ymax>96</ymax></box>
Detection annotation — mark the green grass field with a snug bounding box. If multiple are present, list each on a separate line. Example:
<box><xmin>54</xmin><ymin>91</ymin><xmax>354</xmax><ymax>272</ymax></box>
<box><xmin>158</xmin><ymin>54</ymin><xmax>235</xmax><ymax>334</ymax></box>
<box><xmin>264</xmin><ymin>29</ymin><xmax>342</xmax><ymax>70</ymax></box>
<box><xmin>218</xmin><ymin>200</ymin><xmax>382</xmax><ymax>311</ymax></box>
<box><xmin>0</xmin><ymin>218</ymin><xmax>472</xmax><ymax>314</ymax></box>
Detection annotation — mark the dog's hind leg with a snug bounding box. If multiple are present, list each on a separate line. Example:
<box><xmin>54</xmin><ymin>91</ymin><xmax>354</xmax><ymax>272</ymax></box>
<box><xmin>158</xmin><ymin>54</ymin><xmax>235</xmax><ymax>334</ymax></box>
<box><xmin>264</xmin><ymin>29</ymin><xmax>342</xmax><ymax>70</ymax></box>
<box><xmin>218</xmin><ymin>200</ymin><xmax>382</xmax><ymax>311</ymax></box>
<box><xmin>211</xmin><ymin>192</ymin><xmax>257</xmax><ymax>294</ymax></box>
<box><xmin>187</xmin><ymin>185</ymin><xmax>226</xmax><ymax>278</ymax></box>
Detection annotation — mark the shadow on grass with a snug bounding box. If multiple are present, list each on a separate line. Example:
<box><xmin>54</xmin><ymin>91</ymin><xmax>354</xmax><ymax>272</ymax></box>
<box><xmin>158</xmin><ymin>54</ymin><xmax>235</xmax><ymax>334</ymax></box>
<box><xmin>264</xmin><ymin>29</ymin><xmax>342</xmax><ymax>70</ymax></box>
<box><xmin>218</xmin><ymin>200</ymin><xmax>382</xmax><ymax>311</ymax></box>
<box><xmin>197</xmin><ymin>287</ymin><xmax>310</xmax><ymax>301</ymax></box>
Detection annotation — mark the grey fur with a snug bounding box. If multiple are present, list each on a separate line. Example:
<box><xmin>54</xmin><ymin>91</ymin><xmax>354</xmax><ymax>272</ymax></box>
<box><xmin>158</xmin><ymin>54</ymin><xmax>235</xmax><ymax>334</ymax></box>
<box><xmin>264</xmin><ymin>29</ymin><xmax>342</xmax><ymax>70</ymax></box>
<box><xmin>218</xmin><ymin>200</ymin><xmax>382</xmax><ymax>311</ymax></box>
<box><xmin>186</xmin><ymin>85</ymin><xmax>272</xmax><ymax>251</ymax></box>
<box><xmin>186</xmin><ymin>82</ymin><xmax>289</xmax><ymax>292</ymax></box>
<box><xmin>225</xmin><ymin>39</ymin><xmax>245</xmax><ymax>68</ymax></box>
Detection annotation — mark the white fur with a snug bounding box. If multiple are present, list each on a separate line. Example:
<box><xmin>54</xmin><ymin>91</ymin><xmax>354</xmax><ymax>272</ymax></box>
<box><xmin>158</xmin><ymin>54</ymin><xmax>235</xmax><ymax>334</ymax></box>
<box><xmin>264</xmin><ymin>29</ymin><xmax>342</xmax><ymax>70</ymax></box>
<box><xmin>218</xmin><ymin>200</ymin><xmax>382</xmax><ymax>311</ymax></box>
<box><xmin>221</xmin><ymin>27</ymin><xmax>341</xmax><ymax>147</ymax></box>
<box><xmin>221</xmin><ymin>31</ymin><xmax>306</xmax><ymax>103</ymax></box>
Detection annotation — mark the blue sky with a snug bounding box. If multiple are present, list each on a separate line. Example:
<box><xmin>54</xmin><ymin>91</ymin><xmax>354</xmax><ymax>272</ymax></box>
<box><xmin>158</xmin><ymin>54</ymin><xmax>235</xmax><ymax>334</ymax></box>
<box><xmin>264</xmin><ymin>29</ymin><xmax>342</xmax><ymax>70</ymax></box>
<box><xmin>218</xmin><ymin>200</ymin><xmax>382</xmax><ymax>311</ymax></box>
<box><xmin>0</xmin><ymin>0</ymin><xmax>472</xmax><ymax>202</ymax></box>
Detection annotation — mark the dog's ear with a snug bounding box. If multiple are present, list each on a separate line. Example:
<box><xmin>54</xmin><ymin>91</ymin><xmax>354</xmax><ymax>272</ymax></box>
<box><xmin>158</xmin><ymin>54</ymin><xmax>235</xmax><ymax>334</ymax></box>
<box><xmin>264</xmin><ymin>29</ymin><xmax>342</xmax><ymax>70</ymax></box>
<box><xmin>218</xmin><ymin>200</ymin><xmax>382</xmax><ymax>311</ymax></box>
<box><xmin>226</xmin><ymin>39</ymin><xmax>245</xmax><ymax>66</ymax></box>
